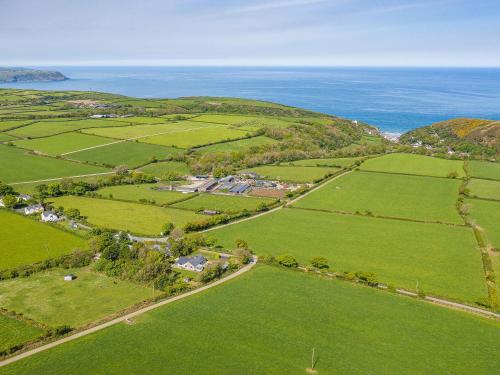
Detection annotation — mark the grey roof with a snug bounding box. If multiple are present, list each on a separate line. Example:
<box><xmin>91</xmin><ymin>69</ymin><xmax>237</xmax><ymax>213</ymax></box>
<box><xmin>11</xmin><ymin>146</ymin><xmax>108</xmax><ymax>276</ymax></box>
<box><xmin>177</xmin><ymin>255</ymin><xmax>207</xmax><ymax>267</ymax></box>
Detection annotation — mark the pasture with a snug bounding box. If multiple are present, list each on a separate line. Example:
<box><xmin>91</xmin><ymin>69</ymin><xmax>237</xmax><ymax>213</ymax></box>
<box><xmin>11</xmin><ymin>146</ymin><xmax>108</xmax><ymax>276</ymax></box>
<box><xmin>0</xmin><ymin>145</ymin><xmax>109</xmax><ymax>183</ymax></box>
<box><xmin>3</xmin><ymin>266</ymin><xmax>499</xmax><ymax>374</ymax></box>
<box><xmin>285</xmin><ymin>156</ymin><xmax>363</xmax><ymax>168</ymax></box>
<box><xmin>0</xmin><ymin>268</ymin><xmax>150</xmax><ymax>327</ymax></box>
<box><xmin>467</xmin><ymin>178</ymin><xmax>500</xmax><ymax>201</ymax></box>
<box><xmin>48</xmin><ymin>196</ymin><xmax>204</xmax><ymax>235</ymax></box>
<box><xmin>138</xmin><ymin>161</ymin><xmax>190</xmax><ymax>177</ymax></box>
<box><xmin>211</xmin><ymin>208</ymin><xmax>486</xmax><ymax>302</ymax></box>
<box><xmin>0</xmin><ymin>133</ymin><xmax>16</xmax><ymax>142</ymax></box>
<box><xmin>0</xmin><ymin>315</ymin><xmax>41</xmax><ymax>353</ymax></box>
<box><xmin>360</xmin><ymin>153</ymin><xmax>466</xmax><ymax>178</ymax></box>
<box><xmin>194</xmin><ymin>136</ymin><xmax>277</xmax><ymax>153</ymax></box>
<box><xmin>97</xmin><ymin>184</ymin><xmax>191</xmax><ymax>205</ymax></box>
<box><xmin>0</xmin><ymin>210</ymin><xmax>86</xmax><ymax>271</ymax></box>
<box><xmin>466</xmin><ymin>199</ymin><xmax>500</xmax><ymax>250</ymax></box>
<box><xmin>0</xmin><ymin>120</ymin><xmax>35</xmax><ymax>132</ymax></box>
<box><xmin>172</xmin><ymin>193</ymin><xmax>275</xmax><ymax>213</ymax></box>
<box><xmin>468</xmin><ymin>160</ymin><xmax>500</xmax><ymax>180</ymax></box>
<box><xmin>241</xmin><ymin>165</ymin><xmax>340</xmax><ymax>183</ymax></box>
<box><xmin>192</xmin><ymin>114</ymin><xmax>296</xmax><ymax>129</ymax></box>
<box><xmin>13</xmin><ymin>132</ymin><xmax>112</xmax><ymax>156</ymax></box>
<box><xmin>67</xmin><ymin>141</ymin><xmax>181</xmax><ymax>168</ymax></box>
<box><xmin>294</xmin><ymin>171</ymin><xmax>464</xmax><ymax>224</ymax></box>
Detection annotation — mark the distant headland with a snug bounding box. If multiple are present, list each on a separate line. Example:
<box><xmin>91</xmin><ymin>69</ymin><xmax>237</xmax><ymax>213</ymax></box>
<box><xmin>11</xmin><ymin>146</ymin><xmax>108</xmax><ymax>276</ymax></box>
<box><xmin>0</xmin><ymin>67</ymin><xmax>68</xmax><ymax>83</ymax></box>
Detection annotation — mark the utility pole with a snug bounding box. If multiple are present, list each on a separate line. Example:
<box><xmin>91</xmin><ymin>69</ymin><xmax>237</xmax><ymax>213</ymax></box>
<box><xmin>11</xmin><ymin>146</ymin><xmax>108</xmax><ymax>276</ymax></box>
<box><xmin>416</xmin><ymin>280</ymin><xmax>419</xmax><ymax>294</ymax></box>
<box><xmin>311</xmin><ymin>348</ymin><xmax>315</xmax><ymax>370</ymax></box>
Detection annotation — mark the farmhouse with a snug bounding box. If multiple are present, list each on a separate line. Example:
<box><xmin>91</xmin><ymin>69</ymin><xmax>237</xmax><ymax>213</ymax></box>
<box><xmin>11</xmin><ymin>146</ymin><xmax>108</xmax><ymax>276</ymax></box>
<box><xmin>64</xmin><ymin>274</ymin><xmax>76</xmax><ymax>281</ymax></box>
<box><xmin>18</xmin><ymin>194</ymin><xmax>32</xmax><ymax>202</ymax></box>
<box><xmin>41</xmin><ymin>211</ymin><xmax>59</xmax><ymax>222</ymax></box>
<box><xmin>24</xmin><ymin>204</ymin><xmax>44</xmax><ymax>215</ymax></box>
<box><xmin>174</xmin><ymin>255</ymin><xmax>208</xmax><ymax>272</ymax></box>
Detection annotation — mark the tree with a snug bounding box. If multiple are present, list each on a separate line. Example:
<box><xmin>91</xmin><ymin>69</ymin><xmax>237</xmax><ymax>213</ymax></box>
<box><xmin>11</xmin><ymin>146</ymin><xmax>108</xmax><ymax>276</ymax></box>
<box><xmin>1</xmin><ymin>194</ymin><xmax>18</xmax><ymax>208</ymax></box>
<box><xmin>0</xmin><ymin>182</ymin><xmax>15</xmax><ymax>196</ymax></box>
<box><xmin>65</xmin><ymin>208</ymin><xmax>81</xmax><ymax>220</ymax></box>
<box><xmin>234</xmin><ymin>248</ymin><xmax>252</xmax><ymax>264</ymax></box>
<box><xmin>276</xmin><ymin>254</ymin><xmax>298</xmax><ymax>268</ymax></box>
<box><xmin>310</xmin><ymin>257</ymin><xmax>329</xmax><ymax>269</ymax></box>
<box><xmin>235</xmin><ymin>239</ymin><xmax>248</xmax><ymax>249</ymax></box>
<box><xmin>162</xmin><ymin>222</ymin><xmax>174</xmax><ymax>236</ymax></box>
<box><xmin>198</xmin><ymin>264</ymin><xmax>224</xmax><ymax>283</ymax></box>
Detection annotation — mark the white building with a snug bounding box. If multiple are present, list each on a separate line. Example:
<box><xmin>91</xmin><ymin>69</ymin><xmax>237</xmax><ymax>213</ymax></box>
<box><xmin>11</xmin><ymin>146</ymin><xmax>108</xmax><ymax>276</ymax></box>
<box><xmin>174</xmin><ymin>255</ymin><xmax>208</xmax><ymax>272</ymax></box>
<box><xmin>41</xmin><ymin>211</ymin><xmax>59</xmax><ymax>222</ymax></box>
<box><xmin>24</xmin><ymin>204</ymin><xmax>44</xmax><ymax>215</ymax></box>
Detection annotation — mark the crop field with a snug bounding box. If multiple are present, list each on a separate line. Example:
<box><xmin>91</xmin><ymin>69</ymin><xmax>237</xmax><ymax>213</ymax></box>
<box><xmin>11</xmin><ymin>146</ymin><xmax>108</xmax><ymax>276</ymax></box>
<box><xmin>360</xmin><ymin>153</ymin><xmax>466</xmax><ymax>178</ymax></box>
<box><xmin>13</xmin><ymin>132</ymin><xmax>112</xmax><ymax>156</ymax></box>
<box><xmin>467</xmin><ymin>178</ymin><xmax>500</xmax><ymax>200</ymax></box>
<box><xmin>137</xmin><ymin>161</ymin><xmax>190</xmax><ymax>177</ymax></box>
<box><xmin>285</xmin><ymin>156</ymin><xmax>363</xmax><ymax>168</ymax></box>
<box><xmin>0</xmin><ymin>145</ymin><xmax>109</xmax><ymax>184</ymax></box>
<box><xmin>48</xmin><ymin>196</ymin><xmax>204</xmax><ymax>235</ymax></box>
<box><xmin>0</xmin><ymin>268</ymin><xmax>150</xmax><ymax>327</ymax></box>
<box><xmin>294</xmin><ymin>171</ymin><xmax>463</xmax><ymax>224</ymax></box>
<box><xmin>172</xmin><ymin>193</ymin><xmax>275</xmax><ymax>213</ymax></box>
<box><xmin>211</xmin><ymin>208</ymin><xmax>485</xmax><ymax>302</ymax></box>
<box><xmin>97</xmin><ymin>184</ymin><xmax>191</xmax><ymax>205</ymax></box>
<box><xmin>4</xmin><ymin>266</ymin><xmax>499</xmax><ymax>374</ymax></box>
<box><xmin>7</xmin><ymin>118</ymin><xmax>131</xmax><ymax>138</ymax></box>
<box><xmin>241</xmin><ymin>165</ymin><xmax>340</xmax><ymax>183</ymax></box>
<box><xmin>194</xmin><ymin>136</ymin><xmax>277</xmax><ymax>153</ymax></box>
<box><xmin>67</xmin><ymin>141</ymin><xmax>181</xmax><ymax>168</ymax></box>
<box><xmin>0</xmin><ymin>210</ymin><xmax>86</xmax><ymax>271</ymax></box>
<box><xmin>0</xmin><ymin>315</ymin><xmax>41</xmax><ymax>353</ymax></box>
<box><xmin>469</xmin><ymin>160</ymin><xmax>500</xmax><ymax>180</ymax></box>
<box><xmin>466</xmin><ymin>199</ymin><xmax>500</xmax><ymax>250</ymax></box>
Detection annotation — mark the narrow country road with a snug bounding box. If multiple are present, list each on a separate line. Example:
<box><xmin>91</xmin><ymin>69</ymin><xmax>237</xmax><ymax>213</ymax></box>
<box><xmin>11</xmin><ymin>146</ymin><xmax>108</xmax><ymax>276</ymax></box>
<box><xmin>0</xmin><ymin>257</ymin><xmax>258</xmax><ymax>368</ymax></box>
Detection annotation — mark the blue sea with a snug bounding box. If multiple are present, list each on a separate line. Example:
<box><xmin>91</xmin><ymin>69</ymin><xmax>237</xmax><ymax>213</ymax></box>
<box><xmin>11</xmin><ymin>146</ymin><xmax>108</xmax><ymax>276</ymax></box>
<box><xmin>2</xmin><ymin>66</ymin><xmax>500</xmax><ymax>134</ymax></box>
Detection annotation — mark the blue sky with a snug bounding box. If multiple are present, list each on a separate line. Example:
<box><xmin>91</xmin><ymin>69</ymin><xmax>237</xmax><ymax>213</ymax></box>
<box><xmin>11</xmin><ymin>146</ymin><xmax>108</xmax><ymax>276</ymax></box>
<box><xmin>1</xmin><ymin>0</ymin><xmax>499</xmax><ymax>66</ymax></box>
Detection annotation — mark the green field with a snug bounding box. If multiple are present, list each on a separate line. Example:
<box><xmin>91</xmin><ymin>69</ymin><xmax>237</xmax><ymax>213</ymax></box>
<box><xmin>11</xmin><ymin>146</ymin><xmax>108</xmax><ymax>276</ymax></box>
<box><xmin>294</xmin><ymin>171</ymin><xmax>463</xmax><ymax>223</ymax></box>
<box><xmin>68</xmin><ymin>141</ymin><xmax>181</xmax><ymax>168</ymax></box>
<box><xmin>137</xmin><ymin>161</ymin><xmax>190</xmax><ymax>177</ymax></box>
<box><xmin>466</xmin><ymin>199</ymin><xmax>500</xmax><ymax>250</ymax></box>
<box><xmin>241</xmin><ymin>165</ymin><xmax>340</xmax><ymax>183</ymax></box>
<box><xmin>0</xmin><ymin>210</ymin><xmax>86</xmax><ymax>270</ymax></box>
<box><xmin>97</xmin><ymin>184</ymin><xmax>191</xmax><ymax>205</ymax></box>
<box><xmin>0</xmin><ymin>268</ymin><xmax>150</xmax><ymax>327</ymax></box>
<box><xmin>194</xmin><ymin>136</ymin><xmax>277</xmax><ymax>153</ymax></box>
<box><xmin>0</xmin><ymin>120</ymin><xmax>35</xmax><ymax>132</ymax></box>
<box><xmin>285</xmin><ymin>156</ymin><xmax>363</xmax><ymax>168</ymax></box>
<box><xmin>468</xmin><ymin>178</ymin><xmax>500</xmax><ymax>200</ymax></box>
<box><xmin>0</xmin><ymin>133</ymin><xmax>16</xmax><ymax>142</ymax></box>
<box><xmin>13</xmin><ymin>132</ymin><xmax>112</xmax><ymax>156</ymax></box>
<box><xmin>49</xmin><ymin>196</ymin><xmax>204</xmax><ymax>235</ymax></box>
<box><xmin>192</xmin><ymin>114</ymin><xmax>296</xmax><ymax>129</ymax></box>
<box><xmin>172</xmin><ymin>193</ymin><xmax>275</xmax><ymax>213</ymax></box>
<box><xmin>0</xmin><ymin>145</ymin><xmax>109</xmax><ymax>183</ymax></box>
<box><xmin>469</xmin><ymin>160</ymin><xmax>500</xmax><ymax>180</ymax></box>
<box><xmin>0</xmin><ymin>314</ymin><xmax>42</xmax><ymax>353</ymax></box>
<box><xmin>3</xmin><ymin>266</ymin><xmax>499</xmax><ymax>374</ymax></box>
<box><xmin>361</xmin><ymin>153</ymin><xmax>465</xmax><ymax>178</ymax></box>
<box><xmin>211</xmin><ymin>208</ymin><xmax>486</xmax><ymax>301</ymax></box>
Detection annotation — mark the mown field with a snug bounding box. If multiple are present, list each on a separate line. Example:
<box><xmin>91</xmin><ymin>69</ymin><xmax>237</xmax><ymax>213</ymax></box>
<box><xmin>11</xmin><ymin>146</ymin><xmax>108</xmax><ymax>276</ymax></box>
<box><xmin>294</xmin><ymin>170</ymin><xmax>463</xmax><ymax>223</ymax></box>
<box><xmin>0</xmin><ymin>145</ymin><xmax>109</xmax><ymax>183</ymax></box>
<box><xmin>192</xmin><ymin>114</ymin><xmax>296</xmax><ymax>129</ymax></box>
<box><xmin>211</xmin><ymin>208</ymin><xmax>486</xmax><ymax>302</ymax></box>
<box><xmin>285</xmin><ymin>156</ymin><xmax>363</xmax><ymax>168</ymax></box>
<box><xmin>0</xmin><ymin>120</ymin><xmax>34</xmax><ymax>132</ymax></box>
<box><xmin>466</xmin><ymin>199</ymin><xmax>500</xmax><ymax>250</ymax></box>
<box><xmin>241</xmin><ymin>165</ymin><xmax>340</xmax><ymax>183</ymax></box>
<box><xmin>0</xmin><ymin>210</ymin><xmax>86</xmax><ymax>270</ymax></box>
<box><xmin>137</xmin><ymin>161</ymin><xmax>190</xmax><ymax>177</ymax></box>
<box><xmin>194</xmin><ymin>136</ymin><xmax>277</xmax><ymax>153</ymax></box>
<box><xmin>468</xmin><ymin>160</ymin><xmax>500</xmax><ymax>180</ymax></box>
<box><xmin>0</xmin><ymin>315</ymin><xmax>41</xmax><ymax>354</ymax></box>
<box><xmin>48</xmin><ymin>196</ymin><xmax>204</xmax><ymax>235</ymax></box>
<box><xmin>3</xmin><ymin>266</ymin><xmax>499</xmax><ymax>374</ymax></box>
<box><xmin>13</xmin><ymin>132</ymin><xmax>112</xmax><ymax>156</ymax></box>
<box><xmin>0</xmin><ymin>268</ymin><xmax>150</xmax><ymax>327</ymax></box>
<box><xmin>467</xmin><ymin>178</ymin><xmax>500</xmax><ymax>200</ymax></box>
<box><xmin>360</xmin><ymin>153</ymin><xmax>465</xmax><ymax>178</ymax></box>
<box><xmin>97</xmin><ymin>184</ymin><xmax>191</xmax><ymax>205</ymax></box>
<box><xmin>172</xmin><ymin>193</ymin><xmax>275</xmax><ymax>213</ymax></box>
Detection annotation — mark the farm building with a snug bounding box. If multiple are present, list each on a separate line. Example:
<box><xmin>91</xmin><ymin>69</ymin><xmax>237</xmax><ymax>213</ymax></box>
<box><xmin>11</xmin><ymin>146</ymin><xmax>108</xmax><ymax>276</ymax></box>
<box><xmin>174</xmin><ymin>255</ymin><xmax>208</xmax><ymax>272</ymax></box>
<box><xmin>230</xmin><ymin>183</ymin><xmax>251</xmax><ymax>194</ymax></box>
<box><xmin>203</xmin><ymin>209</ymin><xmax>220</xmax><ymax>215</ymax></box>
<box><xmin>18</xmin><ymin>194</ymin><xmax>32</xmax><ymax>202</ymax></box>
<box><xmin>41</xmin><ymin>211</ymin><xmax>59</xmax><ymax>222</ymax></box>
<box><xmin>64</xmin><ymin>274</ymin><xmax>76</xmax><ymax>281</ymax></box>
<box><xmin>219</xmin><ymin>175</ymin><xmax>235</xmax><ymax>184</ymax></box>
<box><xmin>24</xmin><ymin>204</ymin><xmax>44</xmax><ymax>215</ymax></box>
<box><xmin>240</xmin><ymin>171</ymin><xmax>260</xmax><ymax>179</ymax></box>
<box><xmin>198</xmin><ymin>179</ymin><xmax>218</xmax><ymax>192</ymax></box>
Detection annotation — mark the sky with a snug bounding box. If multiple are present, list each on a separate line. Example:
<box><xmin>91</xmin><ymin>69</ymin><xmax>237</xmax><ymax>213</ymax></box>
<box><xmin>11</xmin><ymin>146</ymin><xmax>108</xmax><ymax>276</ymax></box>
<box><xmin>1</xmin><ymin>0</ymin><xmax>499</xmax><ymax>67</ymax></box>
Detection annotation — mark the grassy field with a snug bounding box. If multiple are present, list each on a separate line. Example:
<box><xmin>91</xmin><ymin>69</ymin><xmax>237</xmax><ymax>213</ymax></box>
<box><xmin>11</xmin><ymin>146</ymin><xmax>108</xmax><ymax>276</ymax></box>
<box><xmin>285</xmin><ymin>156</ymin><xmax>363</xmax><ymax>168</ymax></box>
<box><xmin>192</xmin><ymin>114</ymin><xmax>296</xmax><ymax>129</ymax></box>
<box><xmin>48</xmin><ymin>196</ymin><xmax>204</xmax><ymax>235</ymax></box>
<box><xmin>0</xmin><ymin>120</ymin><xmax>35</xmax><ymax>132</ymax></box>
<box><xmin>172</xmin><ymin>193</ymin><xmax>275</xmax><ymax>213</ymax></box>
<box><xmin>138</xmin><ymin>161</ymin><xmax>190</xmax><ymax>177</ymax></box>
<box><xmin>97</xmin><ymin>184</ymin><xmax>191</xmax><ymax>205</ymax></box>
<box><xmin>241</xmin><ymin>165</ymin><xmax>340</xmax><ymax>183</ymax></box>
<box><xmin>0</xmin><ymin>268</ymin><xmax>150</xmax><ymax>327</ymax></box>
<box><xmin>211</xmin><ymin>208</ymin><xmax>485</xmax><ymax>302</ymax></box>
<box><xmin>468</xmin><ymin>160</ymin><xmax>500</xmax><ymax>180</ymax></box>
<box><xmin>360</xmin><ymin>153</ymin><xmax>465</xmax><ymax>178</ymax></box>
<box><xmin>467</xmin><ymin>178</ymin><xmax>500</xmax><ymax>200</ymax></box>
<box><xmin>0</xmin><ymin>133</ymin><xmax>16</xmax><ymax>142</ymax></box>
<box><xmin>194</xmin><ymin>136</ymin><xmax>277</xmax><ymax>153</ymax></box>
<box><xmin>466</xmin><ymin>199</ymin><xmax>500</xmax><ymax>250</ymax></box>
<box><xmin>0</xmin><ymin>315</ymin><xmax>42</xmax><ymax>353</ymax></box>
<box><xmin>3</xmin><ymin>266</ymin><xmax>499</xmax><ymax>374</ymax></box>
<box><xmin>13</xmin><ymin>132</ymin><xmax>112</xmax><ymax>156</ymax></box>
<box><xmin>67</xmin><ymin>141</ymin><xmax>181</xmax><ymax>168</ymax></box>
<box><xmin>0</xmin><ymin>210</ymin><xmax>86</xmax><ymax>271</ymax></box>
<box><xmin>294</xmin><ymin>171</ymin><xmax>463</xmax><ymax>224</ymax></box>
<box><xmin>0</xmin><ymin>145</ymin><xmax>109</xmax><ymax>183</ymax></box>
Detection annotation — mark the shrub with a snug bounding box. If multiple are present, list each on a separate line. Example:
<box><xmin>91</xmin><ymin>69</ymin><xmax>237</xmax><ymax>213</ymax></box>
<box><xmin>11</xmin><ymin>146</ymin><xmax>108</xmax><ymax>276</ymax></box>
<box><xmin>310</xmin><ymin>256</ymin><xmax>329</xmax><ymax>269</ymax></box>
<box><xmin>276</xmin><ymin>254</ymin><xmax>298</xmax><ymax>268</ymax></box>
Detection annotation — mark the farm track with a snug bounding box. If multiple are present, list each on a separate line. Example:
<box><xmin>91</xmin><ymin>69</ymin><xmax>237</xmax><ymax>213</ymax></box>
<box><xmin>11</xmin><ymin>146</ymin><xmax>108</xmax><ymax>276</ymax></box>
<box><xmin>0</xmin><ymin>257</ymin><xmax>257</xmax><ymax>368</ymax></box>
<box><xmin>8</xmin><ymin>172</ymin><xmax>116</xmax><ymax>186</ymax></box>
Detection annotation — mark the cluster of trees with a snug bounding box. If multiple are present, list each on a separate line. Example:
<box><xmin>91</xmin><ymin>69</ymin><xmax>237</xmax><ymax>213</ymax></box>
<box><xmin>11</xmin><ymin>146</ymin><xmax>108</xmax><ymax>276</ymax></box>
<box><xmin>0</xmin><ymin>181</ymin><xmax>20</xmax><ymax>208</ymax></box>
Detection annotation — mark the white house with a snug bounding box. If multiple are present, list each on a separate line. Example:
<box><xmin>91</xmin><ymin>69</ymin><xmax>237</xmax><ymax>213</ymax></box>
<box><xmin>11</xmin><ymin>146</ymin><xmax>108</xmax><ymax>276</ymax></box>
<box><xmin>174</xmin><ymin>255</ymin><xmax>208</xmax><ymax>272</ymax></box>
<box><xmin>41</xmin><ymin>211</ymin><xmax>59</xmax><ymax>222</ymax></box>
<box><xmin>24</xmin><ymin>204</ymin><xmax>44</xmax><ymax>215</ymax></box>
<box><xmin>64</xmin><ymin>274</ymin><xmax>76</xmax><ymax>281</ymax></box>
<box><xmin>18</xmin><ymin>194</ymin><xmax>32</xmax><ymax>202</ymax></box>
<box><xmin>0</xmin><ymin>198</ymin><xmax>4</xmax><ymax>208</ymax></box>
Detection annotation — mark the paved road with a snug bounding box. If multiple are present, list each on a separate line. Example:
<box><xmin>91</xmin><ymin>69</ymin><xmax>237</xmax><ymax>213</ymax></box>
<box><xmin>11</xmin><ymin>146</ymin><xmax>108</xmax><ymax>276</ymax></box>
<box><xmin>0</xmin><ymin>257</ymin><xmax>257</xmax><ymax>368</ymax></box>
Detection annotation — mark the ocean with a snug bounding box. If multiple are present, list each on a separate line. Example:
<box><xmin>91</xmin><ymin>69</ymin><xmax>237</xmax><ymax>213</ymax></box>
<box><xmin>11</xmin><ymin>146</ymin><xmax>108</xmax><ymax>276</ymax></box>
<box><xmin>2</xmin><ymin>66</ymin><xmax>500</xmax><ymax>134</ymax></box>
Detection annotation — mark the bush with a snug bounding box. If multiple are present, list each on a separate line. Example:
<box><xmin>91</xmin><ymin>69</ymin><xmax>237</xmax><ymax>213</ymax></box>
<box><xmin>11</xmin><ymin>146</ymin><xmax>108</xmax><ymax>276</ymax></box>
<box><xmin>276</xmin><ymin>254</ymin><xmax>298</xmax><ymax>268</ymax></box>
<box><xmin>259</xmin><ymin>254</ymin><xmax>276</xmax><ymax>264</ymax></box>
<box><xmin>162</xmin><ymin>222</ymin><xmax>174</xmax><ymax>236</ymax></box>
<box><xmin>355</xmin><ymin>271</ymin><xmax>378</xmax><ymax>286</ymax></box>
<box><xmin>310</xmin><ymin>256</ymin><xmax>329</xmax><ymax>269</ymax></box>
<box><xmin>198</xmin><ymin>264</ymin><xmax>224</xmax><ymax>283</ymax></box>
